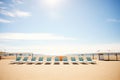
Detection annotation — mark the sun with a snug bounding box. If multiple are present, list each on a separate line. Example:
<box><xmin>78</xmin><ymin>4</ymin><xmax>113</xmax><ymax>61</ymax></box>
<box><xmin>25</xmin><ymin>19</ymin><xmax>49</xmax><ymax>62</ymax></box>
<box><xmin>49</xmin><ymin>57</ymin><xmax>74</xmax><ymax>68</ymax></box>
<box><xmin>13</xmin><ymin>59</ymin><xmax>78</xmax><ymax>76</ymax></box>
<box><xmin>45</xmin><ymin>0</ymin><xmax>59</xmax><ymax>6</ymax></box>
<box><xmin>42</xmin><ymin>0</ymin><xmax>62</xmax><ymax>8</ymax></box>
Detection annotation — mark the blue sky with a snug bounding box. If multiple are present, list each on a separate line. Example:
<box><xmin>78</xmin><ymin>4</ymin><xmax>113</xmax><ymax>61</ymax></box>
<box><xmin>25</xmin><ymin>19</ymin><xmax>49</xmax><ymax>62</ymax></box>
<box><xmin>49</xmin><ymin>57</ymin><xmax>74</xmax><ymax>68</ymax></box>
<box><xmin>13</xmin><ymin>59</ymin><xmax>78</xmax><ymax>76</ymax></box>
<box><xmin>0</xmin><ymin>0</ymin><xmax>120</xmax><ymax>54</ymax></box>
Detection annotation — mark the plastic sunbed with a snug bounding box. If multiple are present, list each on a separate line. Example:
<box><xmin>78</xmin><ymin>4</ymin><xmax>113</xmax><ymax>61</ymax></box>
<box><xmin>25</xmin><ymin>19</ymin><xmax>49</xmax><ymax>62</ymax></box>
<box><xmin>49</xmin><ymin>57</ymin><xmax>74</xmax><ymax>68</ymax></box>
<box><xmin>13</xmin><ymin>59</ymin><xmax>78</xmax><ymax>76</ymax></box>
<box><xmin>62</xmin><ymin>57</ymin><xmax>69</xmax><ymax>64</ymax></box>
<box><xmin>27</xmin><ymin>57</ymin><xmax>36</xmax><ymax>64</ymax></box>
<box><xmin>11</xmin><ymin>56</ymin><xmax>21</xmax><ymax>64</ymax></box>
<box><xmin>36</xmin><ymin>57</ymin><xmax>43</xmax><ymax>64</ymax></box>
<box><xmin>19</xmin><ymin>57</ymin><xmax>28</xmax><ymax>64</ymax></box>
<box><xmin>46</xmin><ymin>57</ymin><xmax>52</xmax><ymax>64</ymax></box>
<box><xmin>71</xmin><ymin>57</ymin><xmax>77</xmax><ymax>64</ymax></box>
<box><xmin>86</xmin><ymin>57</ymin><xmax>96</xmax><ymax>64</ymax></box>
<box><xmin>54</xmin><ymin>57</ymin><xmax>60</xmax><ymax>64</ymax></box>
<box><xmin>78</xmin><ymin>57</ymin><xmax>87</xmax><ymax>64</ymax></box>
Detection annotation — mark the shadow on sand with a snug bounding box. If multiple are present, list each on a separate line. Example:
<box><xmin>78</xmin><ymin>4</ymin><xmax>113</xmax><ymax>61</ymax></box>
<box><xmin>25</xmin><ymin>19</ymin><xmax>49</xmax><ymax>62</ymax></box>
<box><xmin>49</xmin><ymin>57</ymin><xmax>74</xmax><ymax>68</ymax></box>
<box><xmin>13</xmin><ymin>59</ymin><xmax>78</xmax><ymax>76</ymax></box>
<box><xmin>9</xmin><ymin>63</ymin><xmax>16</xmax><ymax>65</ymax></box>
<box><xmin>72</xmin><ymin>63</ymin><xmax>79</xmax><ymax>65</ymax></box>
<box><xmin>54</xmin><ymin>63</ymin><xmax>60</xmax><ymax>65</ymax></box>
<box><xmin>35</xmin><ymin>63</ymin><xmax>43</xmax><ymax>65</ymax></box>
<box><xmin>63</xmin><ymin>63</ymin><xmax>69</xmax><ymax>65</ymax></box>
<box><xmin>45</xmin><ymin>63</ymin><xmax>51</xmax><ymax>65</ymax></box>
<box><xmin>26</xmin><ymin>63</ymin><xmax>34</xmax><ymax>65</ymax></box>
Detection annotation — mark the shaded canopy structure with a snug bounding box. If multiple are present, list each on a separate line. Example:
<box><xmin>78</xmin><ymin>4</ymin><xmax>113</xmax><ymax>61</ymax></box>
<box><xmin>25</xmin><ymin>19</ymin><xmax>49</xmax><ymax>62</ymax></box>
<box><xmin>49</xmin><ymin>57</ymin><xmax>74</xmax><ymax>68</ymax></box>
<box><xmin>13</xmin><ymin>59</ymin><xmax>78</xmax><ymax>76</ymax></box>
<box><xmin>0</xmin><ymin>51</ymin><xmax>6</xmax><ymax>60</ymax></box>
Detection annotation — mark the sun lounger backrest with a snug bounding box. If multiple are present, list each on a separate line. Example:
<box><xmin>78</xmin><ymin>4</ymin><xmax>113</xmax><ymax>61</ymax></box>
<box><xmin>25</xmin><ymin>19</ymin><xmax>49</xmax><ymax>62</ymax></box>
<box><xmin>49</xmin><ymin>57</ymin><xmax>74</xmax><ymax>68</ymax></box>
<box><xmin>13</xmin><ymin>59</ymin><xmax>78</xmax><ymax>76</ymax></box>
<box><xmin>71</xmin><ymin>57</ymin><xmax>76</xmax><ymax>61</ymax></box>
<box><xmin>31</xmin><ymin>57</ymin><xmax>36</xmax><ymax>61</ymax></box>
<box><xmin>16</xmin><ymin>57</ymin><xmax>21</xmax><ymax>61</ymax></box>
<box><xmin>23</xmin><ymin>57</ymin><xmax>28</xmax><ymax>61</ymax></box>
<box><xmin>39</xmin><ymin>57</ymin><xmax>43</xmax><ymax>61</ymax></box>
<box><xmin>55</xmin><ymin>57</ymin><xmax>59</xmax><ymax>61</ymax></box>
<box><xmin>87</xmin><ymin>57</ymin><xmax>92</xmax><ymax>61</ymax></box>
<box><xmin>47</xmin><ymin>57</ymin><xmax>51</xmax><ymax>61</ymax></box>
<box><xmin>79</xmin><ymin>57</ymin><xmax>83</xmax><ymax>61</ymax></box>
<box><xmin>63</xmin><ymin>57</ymin><xmax>67</xmax><ymax>61</ymax></box>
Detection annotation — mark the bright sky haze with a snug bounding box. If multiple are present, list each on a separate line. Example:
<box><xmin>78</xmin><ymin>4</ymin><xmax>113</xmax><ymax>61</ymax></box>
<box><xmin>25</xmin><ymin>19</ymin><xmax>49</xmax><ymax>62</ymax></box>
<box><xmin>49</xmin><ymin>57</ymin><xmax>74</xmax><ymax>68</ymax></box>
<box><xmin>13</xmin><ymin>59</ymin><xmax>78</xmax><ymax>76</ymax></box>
<box><xmin>0</xmin><ymin>0</ymin><xmax>120</xmax><ymax>55</ymax></box>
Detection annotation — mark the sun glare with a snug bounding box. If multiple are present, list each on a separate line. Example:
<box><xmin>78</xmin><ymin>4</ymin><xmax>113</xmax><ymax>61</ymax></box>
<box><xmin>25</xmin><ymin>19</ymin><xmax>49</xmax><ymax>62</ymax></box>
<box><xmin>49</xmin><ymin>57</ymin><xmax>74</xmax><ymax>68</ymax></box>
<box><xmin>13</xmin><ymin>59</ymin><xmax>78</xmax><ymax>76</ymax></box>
<box><xmin>46</xmin><ymin>0</ymin><xmax>59</xmax><ymax>5</ymax></box>
<box><xmin>42</xmin><ymin>0</ymin><xmax>63</xmax><ymax>8</ymax></box>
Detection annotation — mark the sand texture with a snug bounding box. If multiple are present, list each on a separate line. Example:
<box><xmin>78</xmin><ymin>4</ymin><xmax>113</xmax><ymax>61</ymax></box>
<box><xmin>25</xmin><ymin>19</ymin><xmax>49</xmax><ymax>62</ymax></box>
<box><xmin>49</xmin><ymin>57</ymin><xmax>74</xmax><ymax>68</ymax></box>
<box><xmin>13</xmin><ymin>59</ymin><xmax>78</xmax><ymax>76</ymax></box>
<box><xmin>0</xmin><ymin>58</ymin><xmax>120</xmax><ymax>80</ymax></box>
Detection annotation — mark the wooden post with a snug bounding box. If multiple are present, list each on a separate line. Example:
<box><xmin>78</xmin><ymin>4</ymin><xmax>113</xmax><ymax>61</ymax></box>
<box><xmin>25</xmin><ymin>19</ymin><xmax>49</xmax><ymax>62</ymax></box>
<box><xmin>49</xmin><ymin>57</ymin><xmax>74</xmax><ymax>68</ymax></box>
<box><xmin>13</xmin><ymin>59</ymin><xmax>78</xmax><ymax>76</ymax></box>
<box><xmin>116</xmin><ymin>53</ymin><xmax>118</xmax><ymax>61</ymax></box>
<box><xmin>98</xmin><ymin>54</ymin><xmax>100</xmax><ymax>60</ymax></box>
<box><xmin>108</xmin><ymin>53</ymin><xmax>110</xmax><ymax>61</ymax></box>
<box><xmin>92</xmin><ymin>54</ymin><xmax>94</xmax><ymax>59</ymax></box>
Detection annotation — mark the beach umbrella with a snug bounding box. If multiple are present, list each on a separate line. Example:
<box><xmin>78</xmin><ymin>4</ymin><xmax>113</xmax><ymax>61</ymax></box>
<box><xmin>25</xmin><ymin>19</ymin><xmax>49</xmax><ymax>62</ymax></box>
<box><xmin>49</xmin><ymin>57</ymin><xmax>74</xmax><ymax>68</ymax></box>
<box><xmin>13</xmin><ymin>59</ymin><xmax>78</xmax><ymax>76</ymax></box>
<box><xmin>59</xmin><ymin>56</ymin><xmax>63</xmax><ymax>61</ymax></box>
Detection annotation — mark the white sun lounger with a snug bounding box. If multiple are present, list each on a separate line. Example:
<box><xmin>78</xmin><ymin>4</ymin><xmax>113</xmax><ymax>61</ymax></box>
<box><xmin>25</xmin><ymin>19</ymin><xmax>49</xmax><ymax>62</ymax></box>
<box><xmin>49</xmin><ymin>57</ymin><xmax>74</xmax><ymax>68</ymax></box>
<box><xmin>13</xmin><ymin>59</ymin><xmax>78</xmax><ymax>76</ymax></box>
<box><xmin>36</xmin><ymin>57</ymin><xmax>43</xmax><ymax>64</ymax></box>
<box><xmin>54</xmin><ymin>57</ymin><xmax>60</xmax><ymax>64</ymax></box>
<box><xmin>63</xmin><ymin>57</ymin><xmax>69</xmax><ymax>64</ymax></box>
<box><xmin>19</xmin><ymin>57</ymin><xmax>28</xmax><ymax>64</ymax></box>
<box><xmin>27</xmin><ymin>57</ymin><xmax>36</xmax><ymax>64</ymax></box>
<box><xmin>46</xmin><ymin>57</ymin><xmax>52</xmax><ymax>64</ymax></box>
<box><xmin>78</xmin><ymin>57</ymin><xmax>87</xmax><ymax>64</ymax></box>
<box><xmin>71</xmin><ymin>57</ymin><xmax>77</xmax><ymax>64</ymax></box>
<box><xmin>11</xmin><ymin>56</ymin><xmax>21</xmax><ymax>64</ymax></box>
<box><xmin>86</xmin><ymin>57</ymin><xmax>96</xmax><ymax>64</ymax></box>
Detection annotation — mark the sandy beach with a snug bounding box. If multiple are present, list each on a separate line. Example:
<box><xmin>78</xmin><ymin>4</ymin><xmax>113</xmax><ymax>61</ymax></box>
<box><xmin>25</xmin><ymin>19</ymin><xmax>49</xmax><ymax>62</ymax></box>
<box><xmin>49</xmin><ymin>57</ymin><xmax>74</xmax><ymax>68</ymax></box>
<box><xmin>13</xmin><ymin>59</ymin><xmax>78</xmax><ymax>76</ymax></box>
<box><xmin>0</xmin><ymin>57</ymin><xmax>120</xmax><ymax>80</ymax></box>
<box><xmin>0</xmin><ymin>0</ymin><xmax>120</xmax><ymax>80</ymax></box>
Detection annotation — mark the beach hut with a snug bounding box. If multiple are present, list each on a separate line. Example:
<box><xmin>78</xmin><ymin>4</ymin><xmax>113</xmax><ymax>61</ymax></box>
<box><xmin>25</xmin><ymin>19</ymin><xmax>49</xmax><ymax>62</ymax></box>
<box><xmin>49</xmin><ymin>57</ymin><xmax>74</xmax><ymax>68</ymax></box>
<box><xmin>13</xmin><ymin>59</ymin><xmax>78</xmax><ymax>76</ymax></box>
<box><xmin>0</xmin><ymin>52</ymin><xmax>2</xmax><ymax>60</ymax></box>
<box><xmin>115</xmin><ymin>53</ymin><xmax>120</xmax><ymax>61</ymax></box>
<box><xmin>0</xmin><ymin>51</ymin><xmax>6</xmax><ymax>60</ymax></box>
<box><xmin>109</xmin><ymin>53</ymin><xmax>117</xmax><ymax>61</ymax></box>
<box><xmin>118</xmin><ymin>53</ymin><xmax>120</xmax><ymax>61</ymax></box>
<box><xmin>98</xmin><ymin>53</ymin><xmax>104</xmax><ymax>60</ymax></box>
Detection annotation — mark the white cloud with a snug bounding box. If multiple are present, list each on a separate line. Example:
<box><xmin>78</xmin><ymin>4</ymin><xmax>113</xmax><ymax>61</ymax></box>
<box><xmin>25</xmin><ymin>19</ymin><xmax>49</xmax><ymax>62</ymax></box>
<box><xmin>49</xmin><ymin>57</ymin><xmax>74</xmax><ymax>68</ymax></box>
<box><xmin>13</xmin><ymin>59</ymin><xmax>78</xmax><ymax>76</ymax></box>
<box><xmin>107</xmin><ymin>19</ymin><xmax>120</xmax><ymax>22</ymax></box>
<box><xmin>0</xmin><ymin>0</ymin><xmax>29</xmax><ymax>17</ymax></box>
<box><xmin>12</xmin><ymin>0</ymin><xmax>24</xmax><ymax>4</ymax></box>
<box><xmin>0</xmin><ymin>9</ymin><xmax>31</xmax><ymax>17</ymax></box>
<box><xmin>0</xmin><ymin>1</ymin><xmax>4</xmax><ymax>4</ymax></box>
<box><xmin>0</xmin><ymin>33</ymin><xmax>76</xmax><ymax>40</ymax></box>
<box><xmin>15</xmin><ymin>10</ymin><xmax>31</xmax><ymax>17</ymax></box>
<box><xmin>0</xmin><ymin>7</ymin><xmax>7</xmax><ymax>10</ymax></box>
<box><xmin>0</xmin><ymin>10</ymin><xmax>15</xmax><ymax>17</ymax></box>
<box><xmin>0</xmin><ymin>19</ymin><xmax>12</xmax><ymax>23</ymax></box>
